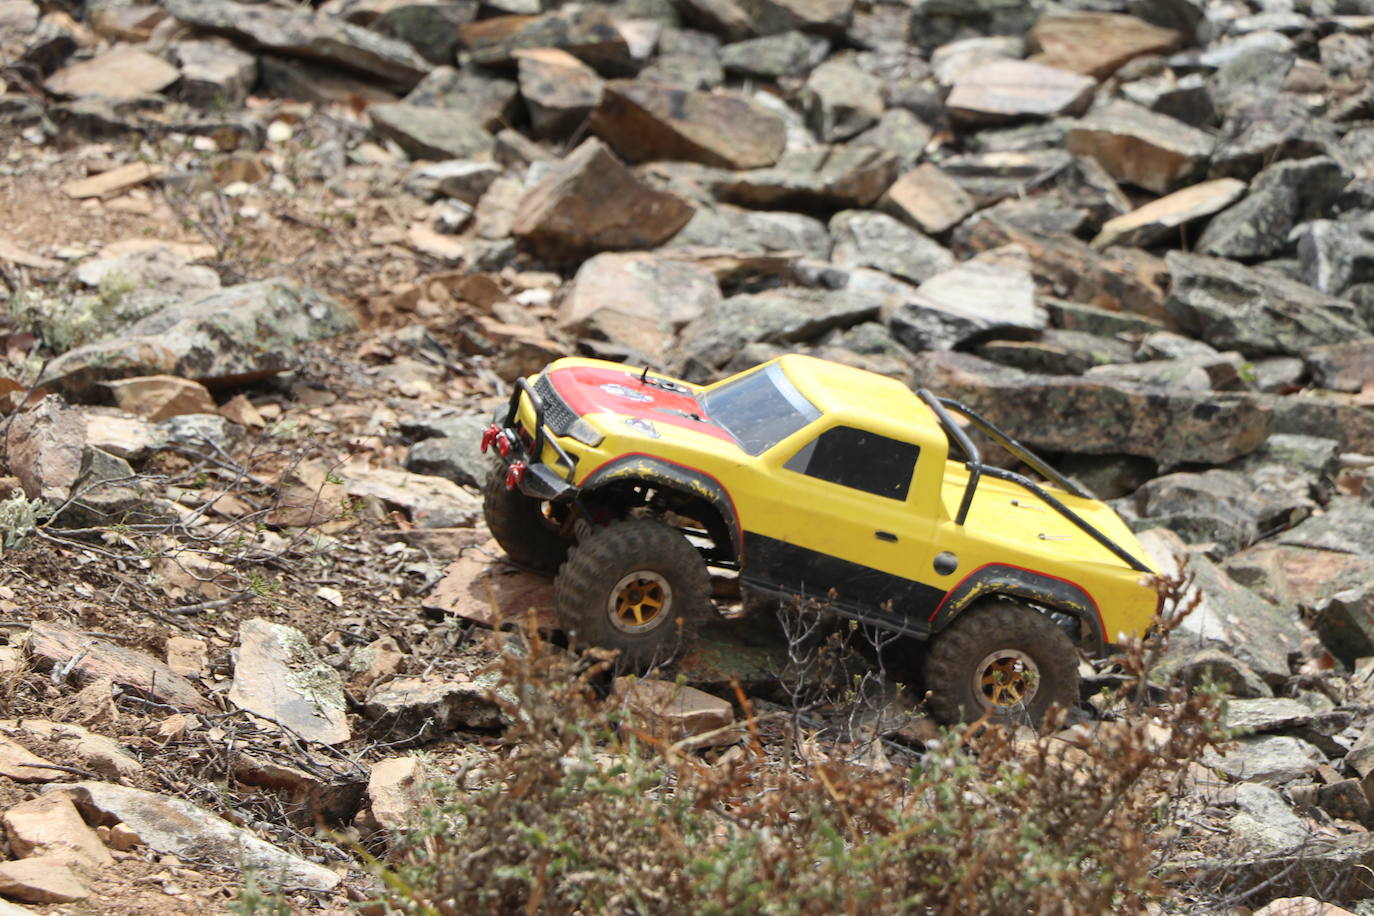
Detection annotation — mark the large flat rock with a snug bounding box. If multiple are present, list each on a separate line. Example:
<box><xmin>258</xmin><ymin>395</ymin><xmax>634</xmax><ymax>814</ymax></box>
<box><xmin>42</xmin><ymin>279</ymin><xmax>358</xmax><ymax>398</ymax></box>
<box><xmin>1067</xmin><ymin>100</ymin><xmax>1214</xmax><ymax>193</ymax></box>
<box><xmin>1027</xmin><ymin>11</ymin><xmax>1182</xmax><ymax>79</ymax></box>
<box><xmin>227</xmin><ymin>618</ymin><xmax>351</xmax><ymax>745</ymax></box>
<box><xmin>946</xmin><ymin>58</ymin><xmax>1095</xmax><ymax>124</ymax></box>
<box><xmin>1092</xmin><ymin>177</ymin><xmax>1247</xmax><ymax>249</ymax></box>
<box><xmin>591</xmin><ymin>81</ymin><xmax>787</xmax><ymax>169</ymax></box>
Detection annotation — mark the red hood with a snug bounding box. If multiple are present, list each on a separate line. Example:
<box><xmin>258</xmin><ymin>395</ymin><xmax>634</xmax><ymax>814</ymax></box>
<box><xmin>545</xmin><ymin>366</ymin><xmax>733</xmax><ymax>443</ymax></box>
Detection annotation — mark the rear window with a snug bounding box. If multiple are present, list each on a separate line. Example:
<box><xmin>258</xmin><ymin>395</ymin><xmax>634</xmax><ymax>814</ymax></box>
<box><xmin>700</xmin><ymin>364</ymin><xmax>821</xmax><ymax>455</ymax></box>
<box><xmin>785</xmin><ymin>426</ymin><xmax>920</xmax><ymax>500</ymax></box>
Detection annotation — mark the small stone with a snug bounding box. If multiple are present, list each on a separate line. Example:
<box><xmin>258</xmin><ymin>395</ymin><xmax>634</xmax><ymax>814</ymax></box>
<box><xmin>591</xmin><ymin>81</ymin><xmax>786</xmax><ymax>170</ymax></box>
<box><xmin>365</xmin><ymin>756</ymin><xmax>429</xmax><ymax>832</ymax></box>
<box><xmin>2</xmin><ymin>794</ymin><xmax>113</xmax><ymax>874</ymax></box>
<box><xmin>0</xmin><ymin>857</ymin><xmax>90</xmax><ymax>904</ymax></box>
<box><xmin>880</xmin><ymin>163</ymin><xmax>976</xmax><ymax>236</ymax></box>
<box><xmin>1066</xmin><ymin>100</ymin><xmax>1214</xmax><ymax>193</ymax></box>
<box><xmin>612</xmin><ymin>677</ymin><xmax>737</xmax><ymax>748</ymax></box>
<box><xmin>108</xmin><ymin>822</ymin><xmax>143</xmax><ymax>851</ymax></box>
<box><xmin>364</xmin><ymin>674</ymin><xmax>504</xmax><ymax>732</ymax></box>
<box><xmin>228</xmin><ymin>618</ymin><xmax>350</xmax><ymax>745</ymax></box>
<box><xmin>369</xmin><ymin>103</ymin><xmax>493</xmax><ymax>161</ymax></box>
<box><xmin>802</xmin><ymin>57</ymin><xmax>884</xmax><ymax>142</ymax></box>
<box><xmin>165</xmin><ymin>636</ymin><xmax>208</xmax><ymax>678</ymax></box>
<box><xmin>0</xmin><ymin>735</ymin><xmax>59</xmax><ymax>782</ymax></box>
<box><xmin>516</xmin><ymin>48</ymin><xmax>603</xmax><ymax>140</ymax></box>
<box><xmin>45</xmin><ymin>46</ymin><xmax>179</xmax><ymax>100</ymax></box>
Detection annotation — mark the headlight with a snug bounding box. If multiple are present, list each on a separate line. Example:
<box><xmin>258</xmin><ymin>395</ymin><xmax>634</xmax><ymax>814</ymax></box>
<box><xmin>567</xmin><ymin>417</ymin><xmax>604</xmax><ymax>447</ymax></box>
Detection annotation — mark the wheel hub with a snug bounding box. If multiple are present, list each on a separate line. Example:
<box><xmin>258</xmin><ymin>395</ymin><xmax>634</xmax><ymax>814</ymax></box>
<box><xmin>608</xmin><ymin>571</ymin><xmax>672</xmax><ymax>633</ymax></box>
<box><xmin>972</xmin><ymin>649</ymin><xmax>1040</xmax><ymax>709</ymax></box>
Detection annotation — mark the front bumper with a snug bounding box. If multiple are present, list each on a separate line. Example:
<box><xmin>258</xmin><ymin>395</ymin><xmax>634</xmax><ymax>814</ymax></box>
<box><xmin>482</xmin><ymin>380</ymin><xmax>579</xmax><ymax>502</ymax></box>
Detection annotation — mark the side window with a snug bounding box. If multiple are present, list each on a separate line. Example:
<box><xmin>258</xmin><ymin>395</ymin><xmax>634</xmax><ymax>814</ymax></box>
<box><xmin>785</xmin><ymin>426</ymin><xmax>920</xmax><ymax>500</ymax></box>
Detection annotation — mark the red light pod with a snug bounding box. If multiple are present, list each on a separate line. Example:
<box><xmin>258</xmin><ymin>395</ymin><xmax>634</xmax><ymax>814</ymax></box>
<box><xmin>505</xmin><ymin>461</ymin><xmax>526</xmax><ymax>490</ymax></box>
<box><xmin>496</xmin><ymin>432</ymin><xmax>512</xmax><ymax>457</ymax></box>
<box><xmin>480</xmin><ymin>425</ymin><xmax>499</xmax><ymax>453</ymax></box>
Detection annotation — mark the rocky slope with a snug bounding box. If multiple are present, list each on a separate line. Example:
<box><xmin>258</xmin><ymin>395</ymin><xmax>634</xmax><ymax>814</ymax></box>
<box><xmin>2</xmin><ymin>0</ymin><xmax>1374</xmax><ymax>910</ymax></box>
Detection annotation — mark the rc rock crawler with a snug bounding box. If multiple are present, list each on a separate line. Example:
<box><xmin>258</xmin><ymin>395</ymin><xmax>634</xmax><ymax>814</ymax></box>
<box><xmin>481</xmin><ymin>354</ymin><xmax>1158</xmax><ymax>725</ymax></box>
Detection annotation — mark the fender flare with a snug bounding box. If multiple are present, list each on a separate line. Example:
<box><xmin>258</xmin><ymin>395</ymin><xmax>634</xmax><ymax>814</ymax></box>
<box><xmin>928</xmin><ymin>564</ymin><xmax>1106</xmax><ymax>656</ymax></box>
<box><xmin>580</xmin><ymin>455</ymin><xmax>741</xmax><ymax>560</ymax></box>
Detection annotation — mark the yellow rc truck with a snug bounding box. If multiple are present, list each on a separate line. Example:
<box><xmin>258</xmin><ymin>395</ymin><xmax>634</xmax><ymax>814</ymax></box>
<box><xmin>480</xmin><ymin>354</ymin><xmax>1159</xmax><ymax>724</ymax></box>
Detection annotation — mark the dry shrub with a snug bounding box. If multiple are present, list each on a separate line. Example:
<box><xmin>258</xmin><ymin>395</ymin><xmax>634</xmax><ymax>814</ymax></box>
<box><xmin>370</xmin><ymin>574</ymin><xmax>1222</xmax><ymax>915</ymax></box>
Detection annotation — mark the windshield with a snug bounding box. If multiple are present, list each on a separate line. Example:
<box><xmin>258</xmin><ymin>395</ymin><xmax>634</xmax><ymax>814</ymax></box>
<box><xmin>700</xmin><ymin>363</ymin><xmax>821</xmax><ymax>455</ymax></box>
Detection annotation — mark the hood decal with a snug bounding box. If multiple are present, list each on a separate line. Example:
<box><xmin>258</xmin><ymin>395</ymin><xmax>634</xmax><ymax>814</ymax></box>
<box><xmin>547</xmin><ymin>367</ymin><xmax>734</xmax><ymax>443</ymax></box>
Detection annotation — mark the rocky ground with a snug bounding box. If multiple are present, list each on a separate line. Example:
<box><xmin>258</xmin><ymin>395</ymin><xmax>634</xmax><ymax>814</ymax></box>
<box><xmin>2</xmin><ymin>0</ymin><xmax>1374</xmax><ymax>911</ymax></box>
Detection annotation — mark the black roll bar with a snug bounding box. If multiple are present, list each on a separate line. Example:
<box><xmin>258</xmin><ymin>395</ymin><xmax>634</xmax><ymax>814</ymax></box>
<box><xmin>915</xmin><ymin>389</ymin><xmax>1151</xmax><ymax>574</ymax></box>
<box><xmin>504</xmin><ymin>377</ymin><xmax>574</xmax><ymax>471</ymax></box>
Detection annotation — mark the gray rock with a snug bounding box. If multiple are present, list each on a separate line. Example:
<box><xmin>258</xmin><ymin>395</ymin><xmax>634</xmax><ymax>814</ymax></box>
<box><xmin>403</xmin><ymin>65</ymin><xmax>520</xmax><ymax>131</ymax></box>
<box><xmin>1164</xmin><ymin>647</ymin><xmax>1272</xmax><ymax>698</ymax></box>
<box><xmin>1305</xmin><ymin>339</ymin><xmax>1374</xmax><ymax>394</ymax></box>
<box><xmin>666</xmin><ymin>203</ymin><xmax>831</xmax><ymax>258</ymax></box>
<box><xmin>1066</xmin><ymin>100</ymin><xmax>1214</xmax><ymax>193</ymax></box>
<box><xmin>258</xmin><ymin>54</ymin><xmax>399</xmax><ymax>105</ymax></box>
<box><xmin>404</xmin><ymin>416</ymin><xmax>489</xmax><ymax>488</ymax></box>
<box><xmin>1209</xmin><ymin>42</ymin><xmax>1295</xmax><ymax>112</ymax></box>
<box><xmin>851</xmin><ymin>109</ymin><xmax>933</xmax><ymax>171</ymax></box>
<box><xmin>155</xmin><ymin>414</ymin><xmax>241</xmax><ymax>454</ymax></box>
<box><xmin>1042</xmin><ymin>299</ymin><xmax>1167</xmax><ymax>338</ymax></box>
<box><xmin>937</xmin><ymin>149</ymin><xmax>1074</xmax><ymax>207</ymax></box>
<box><xmin>1133</xmin><ymin>469</ymin><xmax>1270</xmax><ymax>554</ymax></box>
<box><xmin>172</xmin><ymin>39</ymin><xmax>258</xmax><ymax>108</ymax></box>
<box><xmin>511</xmin><ymin>139</ymin><xmax>694</xmax><ymax>263</ymax></box>
<box><xmin>1277</xmin><ymin>500</ymin><xmax>1374</xmax><ymax>558</ymax></box>
<box><xmin>1119</xmin><ymin>71</ymin><xmax>1214</xmax><ymax>126</ymax></box>
<box><xmin>1198</xmin><ymin>156</ymin><xmax>1351</xmax><ymax>261</ymax></box>
<box><xmin>1296</xmin><ymin>217</ymin><xmax>1374</xmax><ymax>298</ymax></box>
<box><xmin>1209</xmin><ymin>95</ymin><xmax>1344</xmax><ymax>181</ymax></box>
<box><xmin>369</xmin><ymin>103</ymin><xmax>493</xmax><ymax>161</ymax></box>
<box><xmin>403</xmin><ymin>160</ymin><xmax>503</xmax><ymax>204</ymax></box>
<box><xmin>370</xmin><ymin>0</ymin><xmax>476</xmax><ymax>64</ymax></box>
<box><xmin>1224</xmin><ymin>698</ymin><xmax>1338</xmax><ymax>736</ymax></box>
<box><xmin>1249</xmin><ymin>357</ymin><xmax>1306</xmax><ymax>393</ymax></box>
<box><xmin>912</xmin><ymin>351</ymin><xmax>1271</xmax><ymax>468</ymax></box>
<box><xmin>720</xmin><ymin>30</ymin><xmax>828</xmax><ymax>78</ymax></box>
<box><xmin>1207</xmin><ymin>835</ymin><xmax>1374</xmax><ymax>904</ymax></box>
<box><xmin>164</xmin><ymin>0</ymin><xmax>430</xmax><ymax>89</ymax></box>
<box><xmin>976</xmin><ymin>330</ymin><xmax>1136</xmax><ymax>376</ymax></box>
<box><xmin>1135</xmin><ymin>330</ymin><xmax>1219</xmax><ymax>362</ymax></box>
<box><xmin>72</xmin><ymin>245</ymin><xmax>223</xmax><ymax>334</ymax></box>
<box><xmin>364</xmin><ymin>674</ymin><xmax>504</xmax><ymax>732</ymax></box>
<box><xmin>1226</xmin><ymin>434</ymin><xmax>1341</xmax><ymax>479</ymax></box>
<box><xmin>43</xmin><ymin>279</ymin><xmax>359</xmax><ymax>399</ymax></box>
<box><xmin>1228</xmin><ymin>782</ymin><xmax>1312</xmax><ymax>853</ymax></box>
<box><xmin>674</xmin><ymin>288</ymin><xmax>879</xmax><ymax>379</ymax></box>
<box><xmin>49</xmin><ymin>782</ymin><xmax>339</xmax><ymax>890</ymax></box>
<box><xmin>1087</xmin><ymin>353</ymin><xmax>1245</xmax><ymax>392</ymax></box>
<box><xmin>1259</xmin><ymin>391</ymin><xmax>1374</xmax><ymax>456</ymax></box>
<box><xmin>930</xmin><ymin>35</ymin><xmax>1023</xmax><ymax>87</ymax></box>
<box><xmin>888</xmin><ymin>245</ymin><xmax>1043</xmax><ymax>352</ymax></box>
<box><xmin>828</xmin><ymin>210</ymin><xmax>953</xmax><ymax>285</ymax></box>
<box><xmin>1165</xmin><ymin>252</ymin><xmax>1368</xmax><ymax>357</ymax></box>
<box><xmin>1203</xmin><ymin>735</ymin><xmax>1327</xmax><ymax>785</ymax></box>
<box><xmin>228</xmin><ymin>618</ymin><xmax>350</xmax><ymax>745</ymax></box>
<box><xmin>713</xmin><ymin>146</ymin><xmax>899</xmax><ymax>211</ymax></box>
<box><xmin>802</xmin><ymin>57</ymin><xmax>884</xmax><ymax>142</ymax></box>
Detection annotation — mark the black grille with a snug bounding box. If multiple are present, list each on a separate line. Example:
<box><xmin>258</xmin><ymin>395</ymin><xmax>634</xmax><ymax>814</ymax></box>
<box><xmin>534</xmin><ymin>374</ymin><xmax>578</xmax><ymax>435</ymax></box>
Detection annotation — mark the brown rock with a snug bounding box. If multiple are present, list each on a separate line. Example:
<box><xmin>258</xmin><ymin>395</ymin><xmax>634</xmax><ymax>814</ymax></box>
<box><xmin>612</xmin><ymin>677</ymin><xmax>737</xmax><ymax>748</ymax></box>
<box><xmin>423</xmin><ymin>545</ymin><xmax>557</xmax><ymax>630</ymax></box>
<box><xmin>28</xmin><ymin>621</ymin><xmax>211</xmax><ymax>713</ymax></box>
<box><xmin>591</xmin><ymin>81</ymin><xmax>786</xmax><ymax>170</ymax></box>
<box><xmin>348</xmin><ymin>636</ymin><xmax>405</xmax><ymax>690</ymax></box>
<box><xmin>2</xmin><ymin>795</ymin><xmax>113</xmax><ymax>874</ymax></box>
<box><xmin>105</xmin><ymin>375</ymin><xmax>217</xmax><ymax>421</ymax></box>
<box><xmin>515</xmin><ymin>48</ymin><xmax>603</xmax><ymax>139</ymax></box>
<box><xmin>3</xmin><ymin>395</ymin><xmax>84</xmax><ymax>503</ymax></box>
<box><xmin>1092</xmin><ymin>178</ymin><xmax>1247</xmax><ymax>249</ymax></box>
<box><xmin>0</xmin><ymin>720</ymin><xmax>143</xmax><ymax>779</ymax></box>
<box><xmin>953</xmin><ymin>214</ymin><xmax>1098</xmax><ymax>300</ymax></box>
<box><xmin>60</xmin><ymin>162</ymin><xmax>167</xmax><ymax>200</ymax></box>
<box><xmin>165</xmin><ymin>636</ymin><xmax>208</xmax><ymax>678</ymax></box>
<box><xmin>512</xmin><ymin>139</ymin><xmax>694</xmax><ymax>262</ymax></box>
<box><xmin>1027</xmin><ymin>12</ymin><xmax>1182</xmax><ymax>80</ymax></box>
<box><xmin>228</xmin><ymin>618</ymin><xmax>350</xmax><ymax>745</ymax></box>
<box><xmin>1067</xmin><ymin>100</ymin><xmax>1215</xmax><ymax>194</ymax></box>
<box><xmin>218</xmin><ymin>393</ymin><xmax>266</xmax><ymax>427</ymax></box>
<box><xmin>0</xmin><ymin>236</ymin><xmax>61</xmax><ymax>270</ymax></box>
<box><xmin>881</xmin><ymin>163</ymin><xmax>977</xmax><ymax>235</ymax></box>
<box><xmin>108</xmin><ymin>822</ymin><xmax>143</xmax><ymax>851</ymax></box>
<box><xmin>0</xmin><ymin>857</ymin><xmax>89</xmax><ymax>904</ymax></box>
<box><xmin>0</xmin><ymin>736</ymin><xmax>59</xmax><ymax>783</ymax></box>
<box><xmin>44</xmin><ymin>45</ymin><xmax>179</xmax><ymax>100</ymax></box>
<box><xmin>1073</xmin><ymin>246</ymin><xmax>1172</xmax><ymax>325</ymax></box>
<box><xmin>365</xmin><ymin>756</ymin><xmax>429</xmax><ymax>832</ymax></box>
<box><xmin>80</xmin><ymin>410</ymin><xmax>162</xmax><ymax>461</ymax></box>
<box><xmin>945</xmin><ymin>59</ymin><xmax>1096</xmax><ymax>124</ymax></box>
<box><xmin>715</xmin><ymin>145</ymin><xmax>898</xmax><ymax>210</ymax></box>
<box><xmin>339</xmin><ymin>462</ymin><xmax>481</xmax><ymax>528</ymax></box>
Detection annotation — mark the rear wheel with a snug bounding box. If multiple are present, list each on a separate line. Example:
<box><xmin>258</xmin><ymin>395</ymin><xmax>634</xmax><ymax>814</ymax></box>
<box><xmin>482</xmin><ymin>463</ymin><xmax>570</xmax><ymax>574</ymax></box>
<box><xmin>924</xmin><ymin>600</ymin><xmax>1079</xmax><ymax>726</ymax></box>
<box><xmin>554</xmin><ymin>518</ymin><xmax>711</xmax><ymax>669</ymax></box>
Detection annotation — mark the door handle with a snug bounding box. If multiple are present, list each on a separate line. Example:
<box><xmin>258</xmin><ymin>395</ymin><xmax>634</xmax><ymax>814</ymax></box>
<box><xmin>875</xmin><ymin>531</ymin><xmax>897</xmax><ymax>542</ymax></box>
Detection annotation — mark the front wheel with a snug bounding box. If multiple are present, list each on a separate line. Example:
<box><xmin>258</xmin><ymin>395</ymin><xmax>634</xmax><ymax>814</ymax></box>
<box><xmin>482</xmin><ymin>463</ymin><xmax>570</xmax><ymax>574</ymax></box>
<box><xmin>554</xmin><ymin>518</ymin><xmax>711</xmax><ymax>669</ymax></box>
<box><xmin>924</xmin><ymin>600</ymin><xmax>1080</xmax><ymax>726</ymax></box>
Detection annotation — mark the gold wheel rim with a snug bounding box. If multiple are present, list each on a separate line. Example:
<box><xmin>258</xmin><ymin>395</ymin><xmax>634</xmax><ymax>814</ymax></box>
<box><xmin>608</xmin><ymin>571</ymin><xmax>672</xmax><ymax>634</ymax></box>
<box><xmin>973</xmin><ymin>649</ymin><xmax>1039</xmax><ymax>709</ymax></box>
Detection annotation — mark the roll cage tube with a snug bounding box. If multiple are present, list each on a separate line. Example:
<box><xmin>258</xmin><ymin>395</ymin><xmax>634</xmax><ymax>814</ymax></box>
<box><xmin>915</xmin><ymin>389</ymin><xmax>1152</xmax><ymax>575</ymax></box>
<box><xmin>503</xmin><ymin>377</ymin><xmax>576</xmax><ymax>473</ymax></box>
